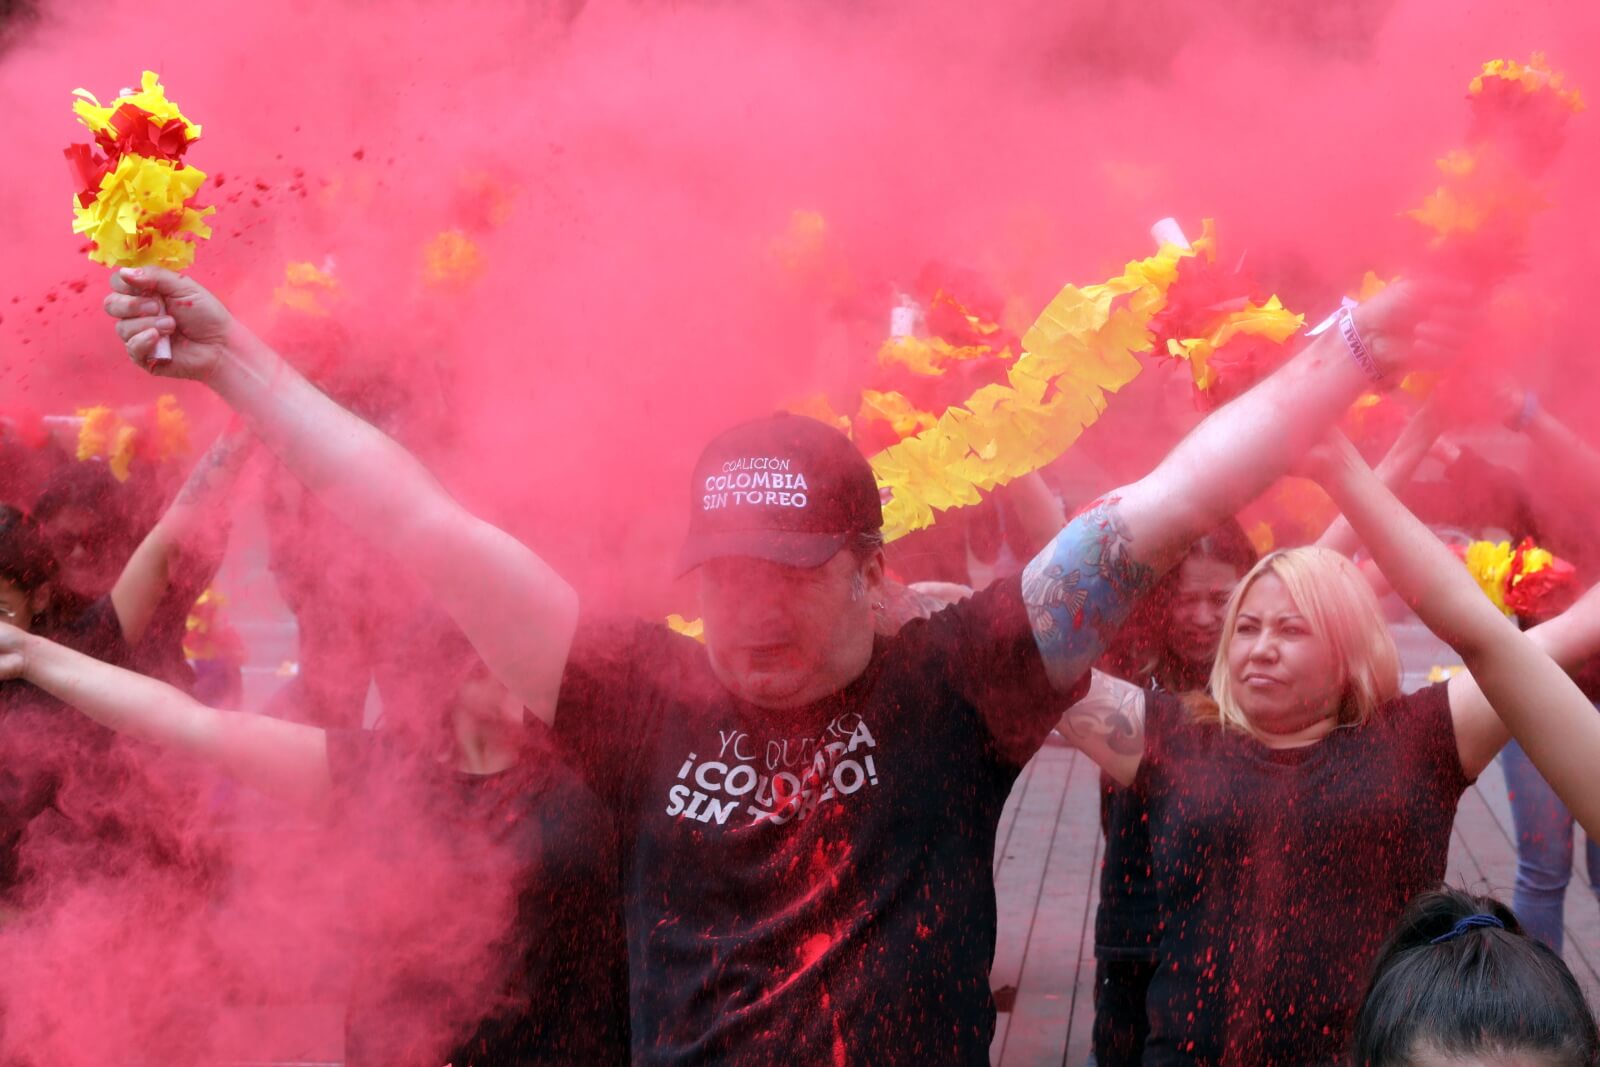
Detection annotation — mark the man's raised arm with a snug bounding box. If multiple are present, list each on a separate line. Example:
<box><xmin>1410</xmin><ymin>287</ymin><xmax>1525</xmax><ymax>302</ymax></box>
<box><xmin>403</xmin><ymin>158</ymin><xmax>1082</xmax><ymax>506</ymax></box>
<box><xmin>104</xmin><ymin>268</ymin><xmax>577</xmax><ymax>724</ymax></box>
<box><xmin>1024</xmin><ymin>280</ymin><xmax>1471</xmax><ymax>691</ymax></box>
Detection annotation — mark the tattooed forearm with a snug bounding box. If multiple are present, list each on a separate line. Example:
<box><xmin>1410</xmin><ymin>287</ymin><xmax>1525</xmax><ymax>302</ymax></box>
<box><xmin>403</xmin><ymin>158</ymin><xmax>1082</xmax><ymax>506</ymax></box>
<box><xmin>1023</xmin><ymin>496</ymin><xmax>1157</xmax><ymax>692</ymax></box>
<box><xmin>1062</xmin><ymin>671</ymin><xmax>1146</xmax><ymax>757</ymax></box>
<box><xmin>172</xmin><ymin>425</ymin><xmax>256</xmax><ymax>509</ymax></box>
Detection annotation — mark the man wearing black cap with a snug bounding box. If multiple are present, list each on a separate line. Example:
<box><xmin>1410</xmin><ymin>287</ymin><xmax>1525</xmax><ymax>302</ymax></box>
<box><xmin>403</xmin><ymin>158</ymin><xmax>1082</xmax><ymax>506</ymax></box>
<box><xmin>671</xmin><ymin>414</ymin><xmax>894</xmax><ymax>709</ymax></box>
<box><xmin>101</xmin><ymin>266</ymin><xmax>1469</xmax><ymax>1064</ymax></box>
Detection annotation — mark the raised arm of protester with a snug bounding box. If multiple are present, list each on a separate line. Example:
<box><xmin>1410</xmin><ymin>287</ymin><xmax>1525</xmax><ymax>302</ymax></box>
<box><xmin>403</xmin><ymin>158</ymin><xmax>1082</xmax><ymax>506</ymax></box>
<box><xmin>1314</xmin><ymin>397</ymin><xmax>1443</xmax><ymax>560</ymax></box>
<box><xmin>1507</xmin><ymin>387</ymin><xmax>1600</xmax><ymax>509</ymax></box>
<box><xmin>102</xmin><ymin>268</ymin><xmax>577</xmax><ymax>724</ymax></box>
<box><xmin>0</xmin><ymin>622</ymin><xmax>331</xmax><ymax>810</ymax></box>
<box><xmin>1024</xmin><ymin>280</ymin><xmax>1472</xmax><ymax>695</ymax></box>
<box><xmin>996</xmin><ymin>471</ymin><xmax>1069</xmax><ymax>560</ymax></box>
<box><xmin>110</xmin><ymin>423</ymin><xmax>257</xmax><ymax>646</ymax></box>
<box><xmin>1308</xmin><ymin>433</ymin><xmax>1600</xmax><ymax>826</ymax></box>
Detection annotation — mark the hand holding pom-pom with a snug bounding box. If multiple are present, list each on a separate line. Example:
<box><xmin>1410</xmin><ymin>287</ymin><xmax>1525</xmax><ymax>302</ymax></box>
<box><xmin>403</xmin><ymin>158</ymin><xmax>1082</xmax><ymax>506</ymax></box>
<box><xmin>1351</xmin><ymin>277</ymin><xmax>1483</xmax><ymax>376</ymax></box>
<box><xmin>105</xmin><ymin>268</ymin><xmax>234</xmax><ymax>380</ymax></box>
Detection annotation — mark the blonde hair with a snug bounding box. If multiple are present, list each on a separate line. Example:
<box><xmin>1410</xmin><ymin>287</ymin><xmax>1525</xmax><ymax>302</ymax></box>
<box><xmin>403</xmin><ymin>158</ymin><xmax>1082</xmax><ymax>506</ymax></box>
<box><xmin>1198</xmin><ymin>546</ymin><xmax>1400</xmax><ymax>737</ymax></box>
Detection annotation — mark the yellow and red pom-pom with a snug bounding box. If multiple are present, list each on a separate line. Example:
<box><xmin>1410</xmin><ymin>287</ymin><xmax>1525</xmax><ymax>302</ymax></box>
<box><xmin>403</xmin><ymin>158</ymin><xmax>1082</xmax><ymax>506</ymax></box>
<box><xmin>66</xmin><ymin>72</ymin><xmax>212</xmax><ymax>269</ymax></box>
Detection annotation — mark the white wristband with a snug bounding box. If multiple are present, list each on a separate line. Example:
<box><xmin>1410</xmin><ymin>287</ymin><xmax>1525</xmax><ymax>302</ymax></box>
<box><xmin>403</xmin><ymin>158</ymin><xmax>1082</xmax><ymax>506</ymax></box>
<box><xmin>1308</xmin><ymin>296</ymin><xmax>1383</xmax><ymax>383</ymax></box>
<box><xmin>1337</xmin><ymin>307</ymin><xmax>1383</xmax><ymax>383</ymax></box>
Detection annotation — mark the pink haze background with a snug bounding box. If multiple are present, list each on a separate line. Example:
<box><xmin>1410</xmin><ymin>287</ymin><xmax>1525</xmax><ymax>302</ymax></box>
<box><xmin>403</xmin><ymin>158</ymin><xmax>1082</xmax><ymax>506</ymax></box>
<box><xmin>0</xmin><ymin>0</ymin><xmax>1596</xmax><ymax>1061</ymax></box>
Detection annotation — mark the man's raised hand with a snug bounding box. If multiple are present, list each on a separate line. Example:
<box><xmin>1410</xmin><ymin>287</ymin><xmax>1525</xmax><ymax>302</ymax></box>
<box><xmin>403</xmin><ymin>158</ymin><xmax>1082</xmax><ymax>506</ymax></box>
<box><xmin>1351</xmin><ymin>277</ymin><xmax>1481</xmax><ymax>377</ymax></box>
<box><xmin>104</xmin><ymin>268</ymin><xmax>235</xmax><ymax>381</ymax></box>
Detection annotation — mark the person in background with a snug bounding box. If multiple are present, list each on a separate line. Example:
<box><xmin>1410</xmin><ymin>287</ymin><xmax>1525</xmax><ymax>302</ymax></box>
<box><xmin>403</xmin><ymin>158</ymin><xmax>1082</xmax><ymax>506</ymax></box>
<box><xmin>116</xmin><ymin>427</ymin><xmax>259</xmax><ymax>693</ymax></box>
<box><xmin>1498</xmin><ymin>596</ymin><xmax>1600</xmax><ymax>953</ymax></box>
<box><xmin>100</xmin><ymin>262</ymin><xmax>1466</xmax><ymax>1064</ymax></box>
<box><xmin>23</xmin><ymin>428</ymin><xmax>257</xmax><ymax>693</ymax></box>
<box><xmin>1462</xmin><ymin>389</ymin><xmax>1600</xmax><ymax>953</ymax></box>
<box><xmin>258</xmin><ymin>460</ymin><xmax>418</xmax><ymax>729</ymax></box>
<box><xmin>0</xmin><ymin>428</ymin><xmax>255</xmax><ymax>906</ymax></box>
<box><xmin>0</xmin><ymin>618</ymin><xmax>629</xmax><ymax>1066</ymax></box>
<box><xmin>1349</xmin><ymin>886</ymin><xmax>1599</xmax><ymax>1067</ymax></box>
<box><xmin>29</xmin><ymin>461</ymin><xmax>147</xmax><ymax>608</ymax></box>
<box><xmin>256</xmin><ymin>368</ymin><xmax>451</xmax><ymax>732</ymax></box>
<box><xmin>1087</xmin><ymin>520</ymin><xmax>1256</xmax><ymax>1067</ymax></box>
<box><xmin>1491</xmin><ymin>385</ymin><xmax>1600</xmax><ymax>577</ymax></box>
<box><xmin>1372</xmin><ymin>387</ymin><xmax>1600</xmax><ymax>953</ymax></box>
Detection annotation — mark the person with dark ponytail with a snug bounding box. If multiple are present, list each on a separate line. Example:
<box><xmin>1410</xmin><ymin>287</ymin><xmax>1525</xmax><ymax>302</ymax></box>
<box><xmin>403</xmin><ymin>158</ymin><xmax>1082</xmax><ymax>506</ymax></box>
<box><xmin>1351</xmin><ymin>886</ymin><xmax>1599</xmax><ymax>1067</ymax></box>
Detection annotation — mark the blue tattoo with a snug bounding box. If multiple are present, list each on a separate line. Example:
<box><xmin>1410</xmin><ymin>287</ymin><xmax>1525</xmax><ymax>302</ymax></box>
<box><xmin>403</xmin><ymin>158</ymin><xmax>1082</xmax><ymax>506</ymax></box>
<box><xmin>1023</xmin><ymin>496</ymin><xmax>1155</xmax><ymax>691</ymax></box>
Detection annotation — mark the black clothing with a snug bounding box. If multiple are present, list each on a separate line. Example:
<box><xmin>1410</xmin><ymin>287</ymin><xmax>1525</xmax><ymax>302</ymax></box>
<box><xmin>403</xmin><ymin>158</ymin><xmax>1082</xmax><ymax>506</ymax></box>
<box><xmin>1094</xmin><ymin>694</ymin><xmax>1181</xmax><ymax>963</ymax></box>
<box><xmin>327</xmin><ymin>728</ymin><xmax>629</xmax><ymax>1066</ymax></box>
<box><xmin>1092</xmin><ymin>691</ymin><xmax>1176</xmax><ymax>1067</ymax></box>
<box><xmin>0</xmin><ymin>595</ymin><xmax>131</xmax><ymax>896</ymax></box>
<box><xmin>1092</xmin><ymin>957</ymin><xmax>1156</xmax><ymax>1067</ymax></box>
<box><xmin>555</xmin><ymin>576</ymin><xmax>1078</xmax><ymax>1066</ymax></box>
<box><xmin>1139</xmin><ymin>685</ymin><xmax>1469</xmax><ymax>1066</ymax></box>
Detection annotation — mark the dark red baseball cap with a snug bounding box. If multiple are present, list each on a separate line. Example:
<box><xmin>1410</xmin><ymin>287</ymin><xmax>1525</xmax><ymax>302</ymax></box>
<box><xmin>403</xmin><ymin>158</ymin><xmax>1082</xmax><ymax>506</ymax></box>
<box><xmin>676</xmin><ymin>413</ymin><xmax>883</xmax><ymax>574</ymax></box>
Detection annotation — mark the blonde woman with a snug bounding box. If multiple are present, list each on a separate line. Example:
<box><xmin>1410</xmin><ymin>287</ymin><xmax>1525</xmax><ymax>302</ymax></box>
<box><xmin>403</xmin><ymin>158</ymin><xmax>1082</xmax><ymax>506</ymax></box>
<box><xmin>1059</xmin><ymin>480</ymin><xmax>1600</xmax><ymax>1066</ymax></box>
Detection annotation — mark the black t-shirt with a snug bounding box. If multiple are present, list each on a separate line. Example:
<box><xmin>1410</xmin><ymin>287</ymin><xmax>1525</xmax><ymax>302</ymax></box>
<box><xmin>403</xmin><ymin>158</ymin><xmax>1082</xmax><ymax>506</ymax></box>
<box><xmin>554</xmin><ymin>575</ymin><xmax>1076</xmax><ymax>1066</ymax></box>
<box><xmin>0</xmin><ymin>595</ymin><xmax>131</xmax><ymax>895</ymax></box>
<box><xmin>45</xmin><ymin>592</ymin><xmax>128</xmax><ymax>666</ymax></box>
<box><xmin>1138</xmin><ymin>684</ymin><xmax>1469</xmax><ymax>1066</ymax></box>
<box><xmin>1094</xmin><ymin>688</ymin><xmax>1177</xmax><ymax>961</ymax></box>
<box><xmin>326</xmin><ymin>728</ymin><xmax>629</xmax><ymax>1067</ymax></box>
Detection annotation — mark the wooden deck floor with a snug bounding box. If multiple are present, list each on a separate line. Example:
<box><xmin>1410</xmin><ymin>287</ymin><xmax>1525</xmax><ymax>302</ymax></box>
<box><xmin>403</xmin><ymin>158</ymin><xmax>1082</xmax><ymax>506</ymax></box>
<box><xmin>987</xmin><ymin>739</ymin><xmax>1600</xmax><ymax>1067</ymax></box>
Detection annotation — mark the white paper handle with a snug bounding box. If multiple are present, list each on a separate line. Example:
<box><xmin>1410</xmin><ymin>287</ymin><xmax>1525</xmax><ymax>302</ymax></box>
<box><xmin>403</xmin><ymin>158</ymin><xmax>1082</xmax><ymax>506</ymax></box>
<box><xmin>150</xmin><ymin>291</ymin><xmax>173</xmax><ymax>364</ymax></box>
<box><xmin>1150</xmin><ymin>217</ymin><xmax>1192</xmax><ymax>252</ymax></box>
<box><xmin>888</xmin><ymin>295</ymin><xmax>920</xmax><ymax>340</ymax></box>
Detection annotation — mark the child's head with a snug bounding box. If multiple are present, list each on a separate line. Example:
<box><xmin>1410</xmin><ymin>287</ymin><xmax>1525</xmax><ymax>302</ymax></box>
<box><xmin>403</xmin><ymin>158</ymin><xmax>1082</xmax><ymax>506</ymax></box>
<box><xmin>1351</xmin><ymin>886</ymin><xmax>1599</xmax><ymax>1067</ymax></box>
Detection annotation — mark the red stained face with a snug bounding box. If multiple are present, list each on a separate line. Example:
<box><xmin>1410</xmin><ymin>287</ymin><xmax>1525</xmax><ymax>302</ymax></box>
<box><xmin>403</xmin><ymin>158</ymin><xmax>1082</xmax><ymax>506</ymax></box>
<box><xmin>1165</xmin><ymin>555</ymin><xmax>1244</xmax><ymax>670</ymax></box>
<box><xmin>697</xmin><ymin>549</ymin><xmax>878</xmax><ymax>710</ymax></box>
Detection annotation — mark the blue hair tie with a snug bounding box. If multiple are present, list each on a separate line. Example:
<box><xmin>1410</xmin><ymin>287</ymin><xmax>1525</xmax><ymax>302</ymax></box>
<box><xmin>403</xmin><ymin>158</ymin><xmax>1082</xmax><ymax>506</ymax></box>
<box><xmin>1430</xmin><ymin>914</ymin><xmax>1505</xmax><ymax>944</ymax></box>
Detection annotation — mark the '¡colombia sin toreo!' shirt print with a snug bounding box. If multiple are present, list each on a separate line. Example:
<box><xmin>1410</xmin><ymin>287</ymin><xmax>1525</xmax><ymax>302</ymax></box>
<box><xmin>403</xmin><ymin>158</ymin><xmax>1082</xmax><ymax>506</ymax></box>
<box><xmin>664</xmin><ymin>711</ymin><xmax>880</xmax><ymax>827</ymax></box>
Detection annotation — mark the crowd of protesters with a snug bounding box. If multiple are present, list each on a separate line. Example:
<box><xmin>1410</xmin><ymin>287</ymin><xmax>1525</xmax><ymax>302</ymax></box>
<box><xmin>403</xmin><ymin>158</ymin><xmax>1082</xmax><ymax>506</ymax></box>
<box><xmin>0</xmin><ymin>263</ymin><xmax>1595</xmax><ymax>1067</ymax></box>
